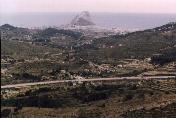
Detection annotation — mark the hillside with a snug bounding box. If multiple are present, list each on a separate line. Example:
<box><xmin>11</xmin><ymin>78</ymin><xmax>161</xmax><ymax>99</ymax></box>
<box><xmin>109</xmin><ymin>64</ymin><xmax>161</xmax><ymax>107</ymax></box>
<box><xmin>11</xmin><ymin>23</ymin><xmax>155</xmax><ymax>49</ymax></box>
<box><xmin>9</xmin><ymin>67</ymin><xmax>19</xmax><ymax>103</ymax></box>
<box><xmin>33</xmin><ymin>28</ymin><xmax>82</xmax><ymax>40</ymax></box>
<box><xmin>1</xmin><ymin>23</ymin><xmax>176</xmax><ymax>84</ymax></box>
<box><xmin>1</xmin><ymin>22</ymin><xmax>176</xmax><ymax>118</ymax></box>
<box><xmin>76</xmin><ymin>22</ymin><xmax>176</xmax><ymax>62</ymax></box>
<box><xmin>1</xmin><ymin>79</ymin><xmax>176</xmax><ymax>118</ymax></box>
<box><xmin>0</xmin><ymin>24</ymin><xmax>36</xmax><ymax>41</ymax></box>
<box><xmin>1</xmin><ymin>40</ymin><xmax>60</xmax><ymax>59</ymax></box>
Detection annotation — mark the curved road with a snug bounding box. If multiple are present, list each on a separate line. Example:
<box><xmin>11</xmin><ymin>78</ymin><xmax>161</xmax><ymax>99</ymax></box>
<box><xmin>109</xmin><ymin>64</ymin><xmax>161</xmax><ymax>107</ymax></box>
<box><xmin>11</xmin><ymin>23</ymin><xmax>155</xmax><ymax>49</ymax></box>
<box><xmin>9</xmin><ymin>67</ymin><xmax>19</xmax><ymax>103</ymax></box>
<box><xmin>1</xmin><ymin>76</ymin><xmax>175</xmax><ymax>89</ymax></box>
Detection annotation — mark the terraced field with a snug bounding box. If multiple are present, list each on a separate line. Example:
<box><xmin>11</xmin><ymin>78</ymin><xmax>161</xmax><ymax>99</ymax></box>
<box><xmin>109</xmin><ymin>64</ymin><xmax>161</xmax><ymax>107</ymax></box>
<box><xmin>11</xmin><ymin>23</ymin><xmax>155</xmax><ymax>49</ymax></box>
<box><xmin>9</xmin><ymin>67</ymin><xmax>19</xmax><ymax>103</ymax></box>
<box><xmin>123</xmin><ymin>103</ymin><xmax>176</xmax><ymax>118</ymax></box>
<box><xmin>1</xmin><ymin>78</ymin><xmax>176</xmax><ymax>118</ymax></box>
<box><xmin>147</xmin><ymin>79</ymin><xmax>176</xmax><ymax>92</ymax></box>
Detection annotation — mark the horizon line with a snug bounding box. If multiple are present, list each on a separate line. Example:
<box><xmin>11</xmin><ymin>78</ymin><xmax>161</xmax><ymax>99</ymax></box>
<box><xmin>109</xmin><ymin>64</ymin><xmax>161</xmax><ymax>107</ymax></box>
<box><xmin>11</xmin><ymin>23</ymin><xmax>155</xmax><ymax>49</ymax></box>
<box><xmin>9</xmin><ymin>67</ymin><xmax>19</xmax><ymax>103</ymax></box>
<box><xmin>1</xmin><ymin>11</ymin><xmax>176</xmax><ymax>15</ymax></box>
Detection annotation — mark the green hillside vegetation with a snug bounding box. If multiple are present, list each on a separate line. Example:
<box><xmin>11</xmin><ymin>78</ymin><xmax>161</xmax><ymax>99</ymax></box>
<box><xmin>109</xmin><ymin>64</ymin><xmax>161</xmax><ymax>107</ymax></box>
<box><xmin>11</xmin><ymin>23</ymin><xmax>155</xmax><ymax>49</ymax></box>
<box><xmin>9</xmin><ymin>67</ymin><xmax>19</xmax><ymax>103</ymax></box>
<box><xmin>122</xmin><ymin>102</ymin><xmax>176</xmax><ymax>118</ymax></box>
<box><xmin>76</xmin><ymin>23</ymin><xmax>176</xmax><ymax>62</ymax></box>
<box><xmin>151</xmin><ymin>49</ymin><xmax>176</xmax><ymax>65</ymax></box>
<box><xmin>1</xmin><ymin>23</ymin><xmax>175</xmax><ymax>62</ymax></box>
<box><xmin>33</xmin><ymin>28</ymin><xmax>82</xmax><ymax>42</ymax></box>
<box><xmin>1</xmin><ymin>22</ymin><xmax>176</xmax><ymax>118</ymax></box>
<box><xmin>1</xmin><ymin>40</ymin><xmax>60</xmax><ymax>59</ymax></box>
<box><xmin>0</xmin><ymin>24</ymin><xmax>34</xmax><ymax>41</ymax></box>
<box><xmin>1</xmin><ymin>79</ymin><xmax>176</xmax><ymax>118</ymax></box>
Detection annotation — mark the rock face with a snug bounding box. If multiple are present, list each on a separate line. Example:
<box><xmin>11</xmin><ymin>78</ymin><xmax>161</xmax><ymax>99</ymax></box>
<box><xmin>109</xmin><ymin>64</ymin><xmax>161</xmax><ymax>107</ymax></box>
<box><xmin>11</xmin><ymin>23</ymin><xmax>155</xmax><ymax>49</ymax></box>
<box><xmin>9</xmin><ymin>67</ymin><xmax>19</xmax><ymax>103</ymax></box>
<box><xmin>70</xmin><ymin>11</ymin><xmax>95</xmax><ymax>26</ymax></box>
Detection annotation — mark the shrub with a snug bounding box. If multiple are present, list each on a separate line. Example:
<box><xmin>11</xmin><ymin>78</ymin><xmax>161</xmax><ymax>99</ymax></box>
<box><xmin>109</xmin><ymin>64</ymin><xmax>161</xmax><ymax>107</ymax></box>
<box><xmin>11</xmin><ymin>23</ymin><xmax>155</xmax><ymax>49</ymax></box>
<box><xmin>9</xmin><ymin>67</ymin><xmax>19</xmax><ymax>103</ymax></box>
<box><xmin>123</xmin><ymin>94</ymin><xmax>134</xmax><ymax>101</ymax></box>
<box><xmin>1</xmin><ymin>109</ymin><xmax>11</xmax><ymax>117</ymax></box>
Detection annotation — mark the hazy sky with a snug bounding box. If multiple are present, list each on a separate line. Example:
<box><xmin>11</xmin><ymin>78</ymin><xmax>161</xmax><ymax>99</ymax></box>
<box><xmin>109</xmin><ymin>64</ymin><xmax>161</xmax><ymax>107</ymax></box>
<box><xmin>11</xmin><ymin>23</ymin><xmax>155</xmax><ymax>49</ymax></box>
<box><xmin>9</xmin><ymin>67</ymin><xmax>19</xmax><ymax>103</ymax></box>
<box><xmin>1</xmin><ymin>0</ymin><xmax>176</xmax><ymax>14</ymax></box>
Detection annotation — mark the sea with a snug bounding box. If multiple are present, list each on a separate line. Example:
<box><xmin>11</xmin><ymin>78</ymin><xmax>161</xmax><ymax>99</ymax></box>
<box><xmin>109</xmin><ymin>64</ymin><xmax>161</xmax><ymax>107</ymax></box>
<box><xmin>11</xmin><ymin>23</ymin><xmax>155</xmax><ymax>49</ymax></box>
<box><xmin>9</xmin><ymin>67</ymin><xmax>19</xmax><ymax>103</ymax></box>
<box><xmin>1</xmin><ymin>12</ymin><xmax>176</xmax><ymax>30</ymax></box>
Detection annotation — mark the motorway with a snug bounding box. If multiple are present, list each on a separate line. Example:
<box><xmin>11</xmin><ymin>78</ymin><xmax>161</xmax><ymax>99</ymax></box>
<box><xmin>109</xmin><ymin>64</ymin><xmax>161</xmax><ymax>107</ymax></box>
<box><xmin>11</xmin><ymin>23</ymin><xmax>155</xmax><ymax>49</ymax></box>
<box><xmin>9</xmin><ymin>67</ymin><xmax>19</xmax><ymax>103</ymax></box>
<box><xmin>1</xmin><ymin>76</ymin><xmax>175</xmax><ymax>89</ymax></box>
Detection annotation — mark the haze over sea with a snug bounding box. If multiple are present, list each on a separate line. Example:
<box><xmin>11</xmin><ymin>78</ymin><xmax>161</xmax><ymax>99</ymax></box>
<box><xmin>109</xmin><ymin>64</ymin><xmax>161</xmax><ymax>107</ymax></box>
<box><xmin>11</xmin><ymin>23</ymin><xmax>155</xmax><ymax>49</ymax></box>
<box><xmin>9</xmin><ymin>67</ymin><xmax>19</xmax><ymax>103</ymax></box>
<box><xmin>1</xmin><ymin>12</ymin><xmax>176</xmax><ymax>30</ymax></box>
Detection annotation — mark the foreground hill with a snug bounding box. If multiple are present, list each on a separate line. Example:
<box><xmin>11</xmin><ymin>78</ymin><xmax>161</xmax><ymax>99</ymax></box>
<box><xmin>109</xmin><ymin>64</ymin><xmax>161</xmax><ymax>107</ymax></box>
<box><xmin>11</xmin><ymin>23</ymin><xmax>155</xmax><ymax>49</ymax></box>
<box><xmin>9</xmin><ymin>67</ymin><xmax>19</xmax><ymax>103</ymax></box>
<box><xmin>1</xmin><ymin>79</ymin><xmax>176</xmax><ymax>118</ymax></box>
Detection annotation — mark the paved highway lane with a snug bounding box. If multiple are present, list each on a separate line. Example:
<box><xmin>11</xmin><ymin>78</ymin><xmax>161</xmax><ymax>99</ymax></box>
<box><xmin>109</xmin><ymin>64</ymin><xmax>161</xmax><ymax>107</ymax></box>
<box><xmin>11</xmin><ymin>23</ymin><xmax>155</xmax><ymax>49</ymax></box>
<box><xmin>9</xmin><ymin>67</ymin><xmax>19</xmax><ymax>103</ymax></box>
<box><xmin>1</xmin><ymin>76</ymin><xmax>175</xmax><ymax>89</ymax></box>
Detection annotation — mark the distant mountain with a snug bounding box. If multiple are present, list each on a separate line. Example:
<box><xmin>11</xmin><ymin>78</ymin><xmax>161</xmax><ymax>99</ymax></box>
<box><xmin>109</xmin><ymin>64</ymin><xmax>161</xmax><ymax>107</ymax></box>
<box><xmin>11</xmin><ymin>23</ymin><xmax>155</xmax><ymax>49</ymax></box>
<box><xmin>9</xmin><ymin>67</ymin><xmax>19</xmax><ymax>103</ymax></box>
<box><xmin>63</xmin><ymin>11</ymin><xmax>130</xmax><ymax>37</ymax></box>
<box><xmin>70</xmin><ymin>11</ymin><xmax>95</xmax><ymax>26</ymax></box>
